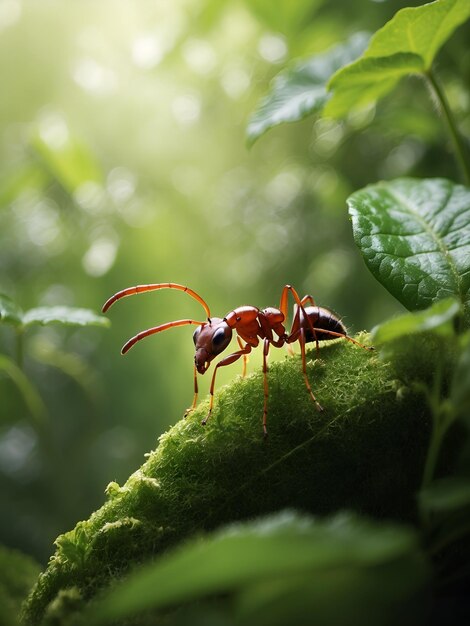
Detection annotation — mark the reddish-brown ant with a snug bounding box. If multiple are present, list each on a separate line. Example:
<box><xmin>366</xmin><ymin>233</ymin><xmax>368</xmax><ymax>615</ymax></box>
<box><xmin>102</xmin><ymin>283</ymin><xmax>373</xmax><ymax>437</ymax></box>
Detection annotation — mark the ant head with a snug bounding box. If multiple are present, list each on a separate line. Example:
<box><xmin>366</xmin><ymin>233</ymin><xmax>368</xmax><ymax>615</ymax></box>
<box><xmin>192</xmin><ymin>317</ymin><xmax>232</xmax><ymax>374</ymax></box>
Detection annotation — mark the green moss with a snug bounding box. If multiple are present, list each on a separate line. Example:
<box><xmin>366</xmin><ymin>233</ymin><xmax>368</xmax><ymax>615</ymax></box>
<box><xmin>23</xmin><ymin>335</ymin><xmax>435</xmax><ymax>624</ymax></box>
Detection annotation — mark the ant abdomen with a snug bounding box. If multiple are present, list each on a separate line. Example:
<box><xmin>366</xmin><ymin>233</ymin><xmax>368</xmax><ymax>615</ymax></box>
<box><xmin>302</xmin><ymin>306</ymin><xmax>347</xmax><ymax>342</ymax></box>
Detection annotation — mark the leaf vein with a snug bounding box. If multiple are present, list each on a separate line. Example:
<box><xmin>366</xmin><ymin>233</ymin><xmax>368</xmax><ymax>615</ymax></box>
<box><xmin>385</xmin><ymin>186</ymin><xmax>464</xmax><ymax>301</ymax></box>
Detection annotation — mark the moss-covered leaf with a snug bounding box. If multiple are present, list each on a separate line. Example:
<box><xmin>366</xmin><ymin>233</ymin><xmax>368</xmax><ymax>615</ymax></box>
<box><xmin>348</xmin><ymin>178</ymin><xmax>470</xmax><ymax>325</ymax></box>
<box><xmin>246</xmin><ymin>33</ymin><xmax>369</xmax><ymax>144</ymax></box>
<box><xmin>0</xmin><ymin>294</ymin><xmax>23</xmax><ymax>326</ymax></box>
<box><xmin>326</xmin><ymin>0</ymin><xmax>470</xmax><ymax>117</ymax></box>
<box><xmin>22</xmin><ymin>306</ymin><xmax>110</xmax><ymax>329</ymax></box>
<box><xmin>89</xmin><ymin>510</ymin><xmax>429</xmax><ymax>626</ymax></box>
<box><xmin>24</xmin><ymin>336</ymin><xmax>436</xmax><ymax>624</ymax></box>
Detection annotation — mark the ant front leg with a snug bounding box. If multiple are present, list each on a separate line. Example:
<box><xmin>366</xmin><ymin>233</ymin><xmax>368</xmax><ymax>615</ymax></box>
<box><xmin>237</xmin><ymin>336</ymin><xmax>248</xmax><ymax>378</ymax></box>
<box><xmin>202</xmin><ymin>343</ymin><xmax>254</xmax><ymax>427</ymax></box>
<box><xmin>262</xmin><ymin>338</ymin><xmax>270</xmax><ymax>438</ymax></box>
<box><xmin>184</xmin><ymin>365</ymin><xmax>199</xmax><ymax>416</ymax></box>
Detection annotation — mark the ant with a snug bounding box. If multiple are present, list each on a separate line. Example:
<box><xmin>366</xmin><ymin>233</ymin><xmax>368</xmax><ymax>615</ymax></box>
<box><xmin>102</xmin><ymin>283</ymin><xmax>373</xmax><ymax>437</ymax></box>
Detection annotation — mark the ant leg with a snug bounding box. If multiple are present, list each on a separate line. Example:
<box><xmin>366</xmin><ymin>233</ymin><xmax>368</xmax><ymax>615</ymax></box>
<box><xmin>298</xmin><ymin>327</ymin><xmax>323</xmax><ymax>412</ymax></box>
<box><xmin>308</xmin><ymin>328</ymin><xmax>374</xmax><ymax>351</ymax></box>
<box><xmin>280</xmin><ymin>285</ymin><xmax>320</xmax><ymax>355</ymax></box>
<box><xmin>262</xmin><ymin>338</ymin><xmax>270</xmax><ymax>438</ymax></box>
<box><xmin>237</xmin><ymin>337</ymin><xmax>248</xmax><ymax>377</ymax></box>
<box><xmin>202</xmin><ymin>343</ymin><xmax>253</xmax><ymax>427</ymax></box>
<box><xmin>184</xmin><ymin>365</ymin><xmax>198</xmax><ymax>416</ymax></box>
<box><xmin>300</xmin><ymin>294</ymin><xmax>316</xmax><ymax>307</ymax></box>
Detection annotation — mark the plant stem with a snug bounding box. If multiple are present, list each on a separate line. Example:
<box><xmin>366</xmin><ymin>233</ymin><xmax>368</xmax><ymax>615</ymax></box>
<box><xmin>420</xmin><ymin>363</ymin><xmax>457</xmax><ymax>491</ymax></box>
<box><xmin>16</xmin><ymin>328</ymin><xmax>24</xmax><ymax>369</ymax></box>
<box><xmin>421</xmin><ymin>412</ymin><xmax>453</xmax><ymax>490</ymax></box>
<box><xmin>425</xmin><ymin>69</ymin><xmax>470</xmax><ymax>186</ymax></box>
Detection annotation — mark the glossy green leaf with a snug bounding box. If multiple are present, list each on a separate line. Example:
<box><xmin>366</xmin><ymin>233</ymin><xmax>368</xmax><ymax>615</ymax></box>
<box><xmin>89</xmin><ymin>511</ymin><xmax>427</xmax><ymax>624</ymax></box>
<box><xmin>247</xmin><ymin>33</ymin><xmax>369</xmax><ymax>144</ymax></box>
<box><xmin>22</xmin><ymin>307</ymin><xmax>110</xmax><ymax>329</ymax></box>
<box><xmin>0</xmin><ymin>294</ymin><xmax>23</xmax><ymax>326</ymax></box>
<box><xmin>348</xmin><ymin>178</ymin><xmax>470</xmax><ymax>325</ymax></box>
<box><xmin>326</xmin><ymin>0</ymin><xmax>470</xmax><ymax>117</ymax></box>
<box><xmin>372</xmin><ymin>298</ymin><xmax>461</xmax><ymax>344</ymax></box>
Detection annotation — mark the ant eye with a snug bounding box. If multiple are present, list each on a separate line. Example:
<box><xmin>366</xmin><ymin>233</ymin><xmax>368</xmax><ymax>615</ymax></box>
<box><xmin>192</xmin><ymin>326</ymin><xmax>202</xmax><ymax>345</ymax></box>
<box><xmin>211</xmin><ymin>327</ymin><xmax>230</xmax><ymax>352</ymax></box>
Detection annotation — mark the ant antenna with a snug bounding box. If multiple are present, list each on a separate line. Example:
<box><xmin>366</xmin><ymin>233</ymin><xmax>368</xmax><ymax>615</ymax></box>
<box><xmin>102</xmin><ymin>282</ymin><xmax>211</xmax><ymax>318</ymax></box>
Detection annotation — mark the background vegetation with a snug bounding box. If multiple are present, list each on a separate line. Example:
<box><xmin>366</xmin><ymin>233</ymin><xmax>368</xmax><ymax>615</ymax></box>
<box><xmin>0</xmin><ymin>0</ymin><xmax>468</xmax><ymax>597</ymax></box>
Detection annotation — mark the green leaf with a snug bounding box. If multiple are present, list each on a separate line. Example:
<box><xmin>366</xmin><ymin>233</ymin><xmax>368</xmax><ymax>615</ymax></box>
<box><xmin>0</xmin><ymin>355</ymin><xmax>48</xmax><ymax>426</ymax></box>
<box><xmin>31</xmin><ymin>126</ymin><xmax>102</xmax><ymax>195</ymax></box>
<box><xmin>326</xmin><ymin>0</ymin><xmax>470</xmax><ymax>117</ymax></box>
<box><xmin>372</xmin><ymin>298</ymin><xmax>461</xmax><ymax>344</ymax></box>
<box><xmin>347</xmin><ymin>178</ymin><xmax>470</xmax><ymax>325</ymax></box>
<box><xmin>246</xmin><ymin>33</ymin><xmax>369</xmax><ymax>144</ymax></box>
<box><xmin>0</xmin><ymin>294</ymin><xmax>23</xmax><ymax>326</ymax></box>
<box><xmin>365</xmin><ymin>0</ymin><xmax>470</xmax><ymax>70</ymax></box>
<box><xmin>0</xmin><ymin>164</ymin><xmax>48</xmax><ymax>208</ymax></box>
<box><xmin>419</xmin><ymin>477</ymin><xmax>470</xmax><ymax>516</ymax></box>
<box><xmin>451</xmin><ymin>331</ymin><xmax>470</xmax><ymax>422</ymax></box>
<box><xmin>22</xmin><ymin>307</ymin><xmax>110</xmax><ymax>329</ymax></box>
<box><xmin>89</xmin><ymin>511</ymin><xmax>428</xmax><ymax>625</ymax></box>
<box><xmin>325</xmin><ymin>53</ymin><xmax>423</xmax><ymax>118</ymax></box>
<box><xmin>246</xmin><ymin>0</ymin><xmax>323</xmax><ymax>36</ymax></box>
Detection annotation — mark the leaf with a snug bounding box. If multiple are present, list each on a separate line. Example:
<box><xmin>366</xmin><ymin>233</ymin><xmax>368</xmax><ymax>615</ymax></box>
<box><xmin>246</xmin><ymin>0</ymin><xmax>323</xmax><ymax>36</ymax></box>
<box><xmin>325</xmin><ymin>53</ymin><xmax>423</xmax><ymax>118</ymax></box>
<box><xmin>0</xmin><ymin>355</ymin><xmax>48</xmax><ymax>426</ymax></box>
<box><xmin>450</xmin><ymin>332</ymin><xmax>470</xmax><ymax>421</ymax></box>
<box><xmin>246</xmin><ymin>33</ymin><xmax>369</xmax><ymax>144</ymax></box>
<box><xmin>372</xmin><ymin>298</ymin><xmax>461</xmax><ymax>344</ymax></box>
<box><xmin>22</xmin><ymin>307</ymin><xmax>110</xmax><ymax>329</ymax></box>
<box><xmin>31</xmin><ymin>126</ymin><xmax>102</xmax><ymax>195</ymax></box>
<box><xmin>89</xmin><ymin>511</ymin><xmax>428</xmax><ymax>625</ymax></box>
<box><xmin>0</xmin><ymin>164</ymin><xmax>48</xmax><ymax>208</ymax></box>
<box><xmin>326</xmin><ymin>0</ymin><xmax>470</xmax><ymax>117</ymax></box>
<box><xmin>347</xmin><ymin>178</ymin><xmax>470</xmax><ymax>325</ymax></box>
<box><xmin>364</xmin><ymin>0</ymin><xmax>470</xmax><ymax>70</ymax></box>
<box><xmin>0</xmin><ymin>295</ymin><xmax>23</xmax><ymax>326</ymax></box>
<box><xmin>419</xmin><ymin>477</ymin><xmax>470</xmax><ymax>566</ymax></box>
<box><xmin>419</xmin><ymin>477</ymin><xmax>470</xmax><ymax>516</ymax></box>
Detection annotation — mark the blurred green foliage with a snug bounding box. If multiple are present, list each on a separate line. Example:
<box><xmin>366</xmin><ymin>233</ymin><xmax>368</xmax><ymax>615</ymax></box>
<box><xmin>0</xmin><ymin>0</ymin><xmax>468</xmax><ymax>574</ymax></box>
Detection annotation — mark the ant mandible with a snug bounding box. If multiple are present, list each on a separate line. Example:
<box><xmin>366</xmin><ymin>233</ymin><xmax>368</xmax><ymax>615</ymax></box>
<box><xmin>102</xmin><ymin>283</ymin><xmax>373</xmax><ymax>437</ymax></box>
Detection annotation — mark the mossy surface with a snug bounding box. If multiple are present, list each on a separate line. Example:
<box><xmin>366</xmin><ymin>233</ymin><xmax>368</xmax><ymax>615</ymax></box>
<box><xmin>23</xmin><ymin>335</ymin><xmax>433</xmax><ymax>624</ymax></box>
